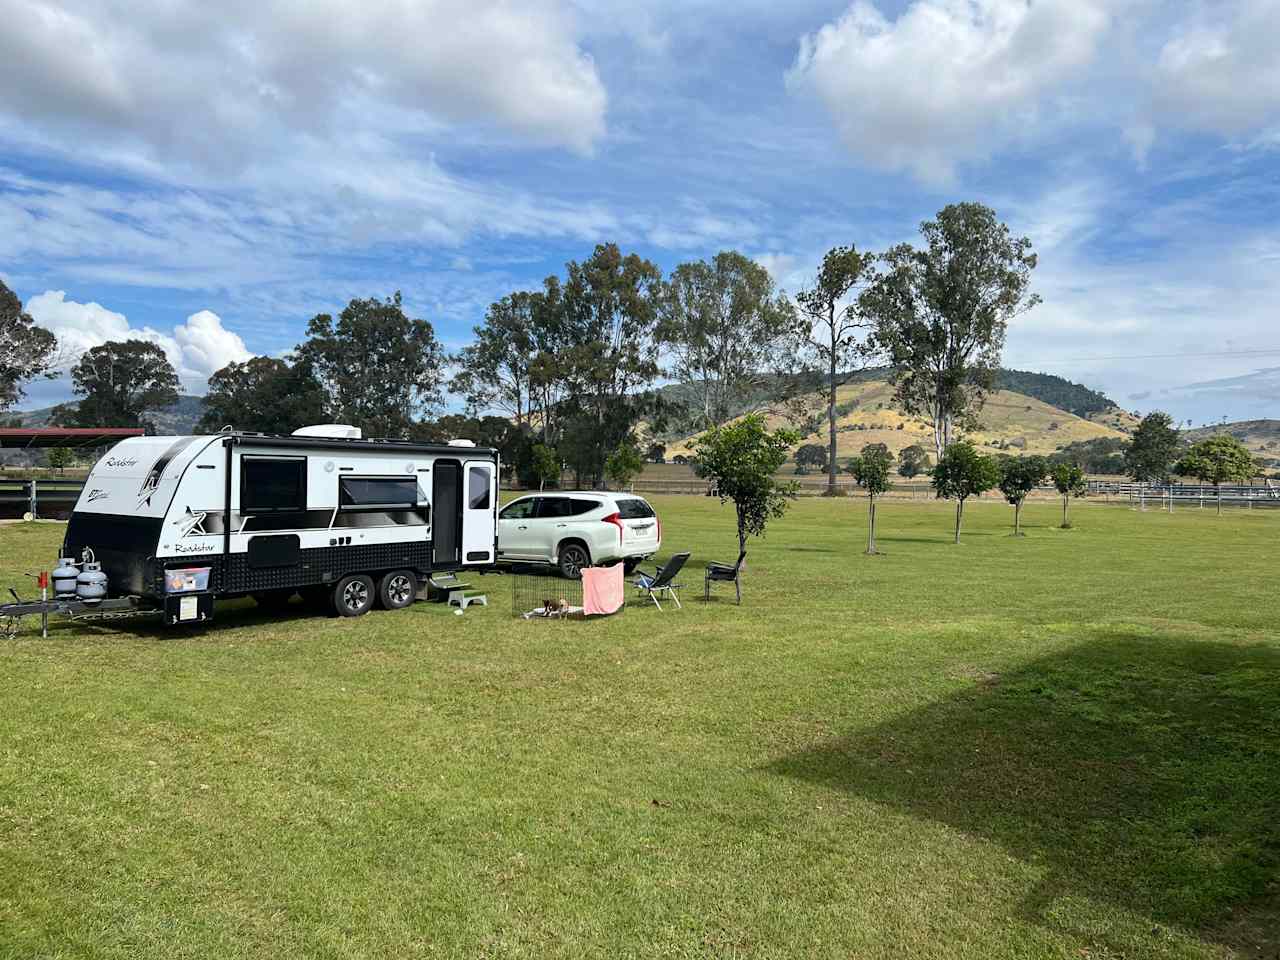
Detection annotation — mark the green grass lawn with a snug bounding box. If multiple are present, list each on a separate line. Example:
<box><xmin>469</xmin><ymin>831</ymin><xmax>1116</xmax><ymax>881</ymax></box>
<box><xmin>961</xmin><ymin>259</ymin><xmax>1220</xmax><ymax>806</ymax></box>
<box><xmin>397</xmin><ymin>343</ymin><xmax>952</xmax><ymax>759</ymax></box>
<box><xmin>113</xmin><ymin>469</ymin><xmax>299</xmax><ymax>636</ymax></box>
<box><xmin>1</xmin><ymin>498</ymin><xmax>1278</xmax><ymax>959</ymax></box>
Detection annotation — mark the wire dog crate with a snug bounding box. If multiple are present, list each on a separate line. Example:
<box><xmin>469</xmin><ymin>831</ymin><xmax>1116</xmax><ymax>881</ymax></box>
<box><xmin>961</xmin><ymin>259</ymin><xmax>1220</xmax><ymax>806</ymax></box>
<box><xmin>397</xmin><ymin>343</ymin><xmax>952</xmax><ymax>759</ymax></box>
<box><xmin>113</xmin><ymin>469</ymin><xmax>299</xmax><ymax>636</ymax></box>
<box><xmin>512</xmin><ymin>573</ymin><xmax>584</xmax><ymax>619</ymax></box>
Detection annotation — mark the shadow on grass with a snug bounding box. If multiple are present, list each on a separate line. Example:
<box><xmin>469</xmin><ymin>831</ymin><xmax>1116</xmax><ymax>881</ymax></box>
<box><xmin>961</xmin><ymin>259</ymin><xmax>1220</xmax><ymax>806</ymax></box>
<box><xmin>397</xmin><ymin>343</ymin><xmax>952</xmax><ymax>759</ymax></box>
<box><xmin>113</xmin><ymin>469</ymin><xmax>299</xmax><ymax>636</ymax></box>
<box><xmin>768</xmin><ymin>632</ymin><xmax>1280</xmax><ymax>952</ymax></box>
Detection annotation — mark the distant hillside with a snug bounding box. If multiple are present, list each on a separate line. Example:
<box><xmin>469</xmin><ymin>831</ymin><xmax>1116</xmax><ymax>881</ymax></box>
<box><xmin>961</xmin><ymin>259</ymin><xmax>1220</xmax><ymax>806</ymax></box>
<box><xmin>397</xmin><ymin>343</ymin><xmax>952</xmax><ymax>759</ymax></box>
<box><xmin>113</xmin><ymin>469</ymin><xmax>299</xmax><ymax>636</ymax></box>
<box><xmin>992</xmin><ymin>369</ymin><xmax>1117</xmax><ymax>418</ymax></box>
<box><xmin>14</xmin><ymin>395</ymin><xmax>206</xmax><ymax>434</ymax></box>
<box><xmin>656</xmin><ymin>367</ymin><xmax>1122</xmax><ymax>437</ymax></box>
<box><xmin>664</xmin><ymin>378</ymin><xmax>1129</xmax><ymax>462</ymax></box>
<box><xmin>1185</xmin><ymin>419</ymin><xmax>1280</xmax><ymax>467</ymax></box>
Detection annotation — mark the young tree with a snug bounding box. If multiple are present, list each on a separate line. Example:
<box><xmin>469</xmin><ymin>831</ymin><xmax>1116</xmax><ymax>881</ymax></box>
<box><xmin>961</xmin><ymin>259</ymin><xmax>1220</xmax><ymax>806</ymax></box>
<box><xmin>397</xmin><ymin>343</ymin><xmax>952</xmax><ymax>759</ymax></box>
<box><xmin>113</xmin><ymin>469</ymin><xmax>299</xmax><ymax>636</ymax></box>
<box><xmin>46</xmin><ymin>446</ymin><xmax>72</xmax><ymax>474</ymax></box>
<box><xmin>691</xmin><ymin>413</ymin><xmax>799</xmax><ymax>562</ymax></box>
<box><xmin>1176</xmin><ymin>435</ymin><xmax>1256</xmax><ymax>515</ymax></box>
<box><xmin>69</xmin><ymin>340</ymin><xmax>181</xmax><ymax>428</ymax></box>
<box><xmin>1124</xmin><ymin>411</ymin><xmax>1182</xmax><ymax>483</ymax></box>
<box><xmin>997</xmin><ymin>455</ymin><xmax>1047</xmax><ymax>537</ymax></box>
<box><xmin>795</xmin><ymin>245</ymin><xmax>877</xmax><ymax>496</ymax></box>
<box><xmin>198</xmin><ymin>356</ymin><xmax>326</xmax><ymax>434</ymax></box>
<box><xmin>932</xmin><ymin>441</ymin><xmax>1001</xmax><ymax>544</ymax></box>
<box><xmin>659</xmin><ymin>250</ymin><xmax>796</xmax><ymax>429</ymax></box>
<box><xmin>530</xmin><ymin>443</ymin><xmax>560</xmax><ymax>491</ymax></box>
<box><xmin>0</xmin><ymin>280</ymin><xmax>59</xmax><ymax>412</ymax></box>
<box><xmin>793</xmin><ymin>442</ymin><xmax>828</xmax><ymax>475</ymax></box>
<box><xmin>863</xmin><ymin>203</ymin><xmax>1041</xmax><ymax>460</ymax></box>
<box><xmin>452</xmin><ymin>292</ymin><xmax>538</xmax><ymax>428</ymax></box>
<box><xmin>898</xmin><ymin>444</ymin><xmax>931</xmax><ymax>478</ymax></box>
<box><xmin>604</xmin><ymin>441</ymin><xmax>643</xmax><ymax>490</ymax></box>
<box><xmin>846</xmin><ymin>442</ymin><xmax>893</xmax><ymax>554</ymax></box>
<box><xmin>1050</xmin><ymin>461</ymin><xmax>1087</xmax><ymax>528</ymax></box>
<box><xmin>298</xmin><ymin>292</ymin><xmax>444</xmax><ymax>439</ymax></box>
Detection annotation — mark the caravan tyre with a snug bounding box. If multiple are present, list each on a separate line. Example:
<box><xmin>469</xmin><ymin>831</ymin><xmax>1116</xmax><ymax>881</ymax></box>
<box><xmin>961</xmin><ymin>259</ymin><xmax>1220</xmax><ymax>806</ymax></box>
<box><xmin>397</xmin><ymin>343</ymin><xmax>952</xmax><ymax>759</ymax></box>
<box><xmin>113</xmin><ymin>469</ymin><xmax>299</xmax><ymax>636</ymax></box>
<box><xmin>333</xmin><ymin>574</ymin><xmax>375</xmax><ymax>617</ymax></box>
<box><xmin>378</xmin><ymin>570</ymin><xmax>416</xmax><ymax>610</ymax></box>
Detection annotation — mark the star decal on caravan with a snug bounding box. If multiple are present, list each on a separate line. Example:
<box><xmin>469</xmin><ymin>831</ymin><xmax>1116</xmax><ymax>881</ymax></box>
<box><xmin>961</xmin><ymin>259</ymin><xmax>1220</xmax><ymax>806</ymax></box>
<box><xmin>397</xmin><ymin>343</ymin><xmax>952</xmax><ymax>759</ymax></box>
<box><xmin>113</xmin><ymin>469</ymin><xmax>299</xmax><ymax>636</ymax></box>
<box><xmin>136</xmin><ymin>437</ymin><xmax>200</xmax><ymax>509</ymax></box>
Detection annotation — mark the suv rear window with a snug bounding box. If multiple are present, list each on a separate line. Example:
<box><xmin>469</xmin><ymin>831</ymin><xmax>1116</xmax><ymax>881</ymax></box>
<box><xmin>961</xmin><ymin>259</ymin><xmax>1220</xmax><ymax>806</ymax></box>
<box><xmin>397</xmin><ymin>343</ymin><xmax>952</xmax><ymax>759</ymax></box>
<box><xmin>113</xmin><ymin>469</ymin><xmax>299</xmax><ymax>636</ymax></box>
<box><xmin>538</xmin><ymin>497</ymin><xmax>600</xmax><ymax>518</ymax></box>
<box><xmin>615</xmin><ymin>498</ymin><xmax>655</xmax><ymax>519</ymax></box>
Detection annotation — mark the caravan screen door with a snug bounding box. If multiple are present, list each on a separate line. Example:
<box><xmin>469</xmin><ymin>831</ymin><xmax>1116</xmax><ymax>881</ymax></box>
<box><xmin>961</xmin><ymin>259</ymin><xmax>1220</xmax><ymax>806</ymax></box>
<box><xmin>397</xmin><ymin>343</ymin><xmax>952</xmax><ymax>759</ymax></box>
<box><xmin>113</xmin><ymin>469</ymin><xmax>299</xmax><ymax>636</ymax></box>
<box><xmin>432</xmin><ymin>460</ymin><xmax>462</xmax><ymax>567</ymax></box>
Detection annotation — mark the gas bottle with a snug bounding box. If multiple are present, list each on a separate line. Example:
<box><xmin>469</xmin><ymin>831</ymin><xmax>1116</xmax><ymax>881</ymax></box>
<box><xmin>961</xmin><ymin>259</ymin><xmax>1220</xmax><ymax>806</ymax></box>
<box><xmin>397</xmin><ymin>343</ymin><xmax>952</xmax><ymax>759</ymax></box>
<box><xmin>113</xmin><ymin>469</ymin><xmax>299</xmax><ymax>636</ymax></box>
<box><xmin>52</xmin><ymin>557</ymin><xmax>80</xmax><ymax>597</ymax></box>
<box><xmin>75</xmin><ymin>560</ymin><xmax>108</xmax><ymax>603</ymax></box>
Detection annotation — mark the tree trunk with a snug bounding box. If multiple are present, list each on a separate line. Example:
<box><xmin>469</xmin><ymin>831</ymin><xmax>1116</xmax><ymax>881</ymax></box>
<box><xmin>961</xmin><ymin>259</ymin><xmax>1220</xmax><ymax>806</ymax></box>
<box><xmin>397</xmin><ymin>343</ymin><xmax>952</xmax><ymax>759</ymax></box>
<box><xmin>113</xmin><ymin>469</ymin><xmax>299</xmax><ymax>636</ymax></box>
<box><xmin>827</xmin><ymin>316</ymin><xmax>838</xmax><ymax>496</ymax></box>
<box><xmin>1217</xmin><ymin>487</ymin><xmax>1222</xmax><ymax>515</ymax></box>
<box><xmin>866</xmin><ymin>496</ymin><xmax>876</xmax><ymax>554</ymax></box>
<box><xmin>954</xmin><ymin>498</ymin><xmax>964</xmax><ymax>544</ymax></box>
<box><xmin>1014</xmin><ymin>500</ymin><xmax>1021</xmax><ymax>536</ymax></box>
<box><xmin>736</xmin><ymin>505</ymin><xmax>748</xmax><ymax>558</ymax></box>
<box><xmin>1062</xmin><ymin>495</ymin><xmax>1069</xmax><ymax>527</ymax></box>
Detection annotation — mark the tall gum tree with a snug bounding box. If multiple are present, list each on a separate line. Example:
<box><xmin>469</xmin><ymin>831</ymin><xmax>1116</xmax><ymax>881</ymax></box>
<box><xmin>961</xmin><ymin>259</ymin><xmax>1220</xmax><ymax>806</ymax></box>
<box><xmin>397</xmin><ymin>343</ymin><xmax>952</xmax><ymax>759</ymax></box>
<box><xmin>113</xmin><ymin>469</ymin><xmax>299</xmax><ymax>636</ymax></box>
<box><xmin>863</xmin><ymin>203</ymin><xmax>1040</xmax><ymax>461</ymax></box>
<box><xmin>795</xmin><ymin>245</ymin><xmax>877</xmax><ymax>496</ymax></box>
<box><xmin>659</xmin><ymin>250</ymin><xmax>796</xmax><ymax>430</ymax></box>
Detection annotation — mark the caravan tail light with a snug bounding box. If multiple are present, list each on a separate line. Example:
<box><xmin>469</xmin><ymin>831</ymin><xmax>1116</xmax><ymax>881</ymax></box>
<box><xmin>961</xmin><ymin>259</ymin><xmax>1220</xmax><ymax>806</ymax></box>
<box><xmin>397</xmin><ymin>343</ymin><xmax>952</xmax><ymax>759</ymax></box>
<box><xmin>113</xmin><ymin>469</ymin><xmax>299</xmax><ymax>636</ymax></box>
<box><xmin>602</xmin><ymin>511</ymin><xmax>623</xmax><ymax>544</ymax></box>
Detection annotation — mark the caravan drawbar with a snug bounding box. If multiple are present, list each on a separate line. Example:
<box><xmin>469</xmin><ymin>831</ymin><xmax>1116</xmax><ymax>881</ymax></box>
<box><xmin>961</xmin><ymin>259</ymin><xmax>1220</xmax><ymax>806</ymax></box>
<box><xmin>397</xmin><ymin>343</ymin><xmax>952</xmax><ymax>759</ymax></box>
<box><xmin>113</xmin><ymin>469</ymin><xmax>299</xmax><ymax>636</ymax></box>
<box><xmin>47</xmin><ymin>426</ymin><xmax>500</xmax><ymax>625</ymax></box>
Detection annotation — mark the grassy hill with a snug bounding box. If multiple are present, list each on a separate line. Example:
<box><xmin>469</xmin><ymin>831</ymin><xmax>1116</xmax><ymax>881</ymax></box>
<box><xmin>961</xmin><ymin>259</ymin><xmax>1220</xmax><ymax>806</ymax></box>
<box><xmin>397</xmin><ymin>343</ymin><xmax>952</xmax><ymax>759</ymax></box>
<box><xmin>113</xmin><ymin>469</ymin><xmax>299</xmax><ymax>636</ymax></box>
<box><xmin>664</xmin><ymin>378</ymin><xmax>1129</xmax><ymax>462</ymax></box>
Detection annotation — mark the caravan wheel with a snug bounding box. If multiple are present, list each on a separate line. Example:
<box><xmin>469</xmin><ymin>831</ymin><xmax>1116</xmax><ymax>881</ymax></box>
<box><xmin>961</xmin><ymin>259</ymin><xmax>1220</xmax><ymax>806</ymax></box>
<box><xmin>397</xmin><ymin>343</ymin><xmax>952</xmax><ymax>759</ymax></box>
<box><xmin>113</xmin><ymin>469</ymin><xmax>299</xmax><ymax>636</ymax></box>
<box><xmin>378</xmin><ymin>570</ymin><xmax>416</xmax><ymax>610</ymax></box>
<box><xmin>333</xmin><ymin>574</ymin><xmax>375</xmax><ymax>617</ymax></box>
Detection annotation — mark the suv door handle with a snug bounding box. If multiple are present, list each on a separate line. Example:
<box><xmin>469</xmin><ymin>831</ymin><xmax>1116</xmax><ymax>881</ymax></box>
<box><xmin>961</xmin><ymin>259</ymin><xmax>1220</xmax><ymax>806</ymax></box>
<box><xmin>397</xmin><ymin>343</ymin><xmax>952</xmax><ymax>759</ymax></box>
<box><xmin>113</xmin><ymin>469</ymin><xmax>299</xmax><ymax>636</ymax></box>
<box><xmin>556</xmin><ymin>523</ymin><xmax>567</xmax><ymax>528</ymax></box>
<box><xmin>517</xmin><ymin>525</ymin><xmax>528</xmax><ymax>530</ymax></box>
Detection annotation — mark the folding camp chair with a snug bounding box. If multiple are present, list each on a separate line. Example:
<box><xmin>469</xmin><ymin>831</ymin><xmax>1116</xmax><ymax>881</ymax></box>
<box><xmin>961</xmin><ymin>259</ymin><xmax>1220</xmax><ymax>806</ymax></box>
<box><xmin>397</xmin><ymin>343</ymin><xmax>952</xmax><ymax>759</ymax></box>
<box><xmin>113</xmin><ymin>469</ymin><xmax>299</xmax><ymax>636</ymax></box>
<box><xmin>632</xmin><ymin>552</ymin><xmax>690</xmax><ymax>611</ymax></box>
<box><xmin>704</xmin><ymin>550</ymin><xmax>745</xmax><ymax>604</ymax></box>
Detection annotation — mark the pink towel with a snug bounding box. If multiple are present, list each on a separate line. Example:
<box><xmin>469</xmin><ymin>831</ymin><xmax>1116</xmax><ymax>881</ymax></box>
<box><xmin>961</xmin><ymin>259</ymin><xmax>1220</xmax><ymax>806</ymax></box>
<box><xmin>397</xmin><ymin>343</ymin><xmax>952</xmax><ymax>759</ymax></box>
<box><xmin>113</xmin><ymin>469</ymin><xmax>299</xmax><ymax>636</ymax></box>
<box><xmin>582</xmin><ymin>564</ymin><xmax>625</xmax><ymax>616</ymax></box>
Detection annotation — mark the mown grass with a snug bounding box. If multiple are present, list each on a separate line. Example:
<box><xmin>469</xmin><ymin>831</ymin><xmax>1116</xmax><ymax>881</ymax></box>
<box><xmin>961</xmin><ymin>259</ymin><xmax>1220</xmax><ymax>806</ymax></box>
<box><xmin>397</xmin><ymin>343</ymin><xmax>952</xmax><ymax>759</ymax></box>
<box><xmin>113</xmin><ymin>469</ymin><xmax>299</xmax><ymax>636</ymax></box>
<box><xmin>1</xmin><ymin>498</ymin><xmax>1277</xmax><ymax>959</ymax></box>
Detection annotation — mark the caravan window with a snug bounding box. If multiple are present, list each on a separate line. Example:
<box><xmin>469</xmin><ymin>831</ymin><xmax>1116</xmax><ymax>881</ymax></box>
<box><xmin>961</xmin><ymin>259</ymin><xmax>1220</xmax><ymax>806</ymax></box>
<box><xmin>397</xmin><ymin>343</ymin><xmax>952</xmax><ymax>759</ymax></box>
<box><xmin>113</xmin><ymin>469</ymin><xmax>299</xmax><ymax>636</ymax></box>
<box><xmin>242</xmin><ymin>457</ymin><xmax>306</xmax><ymax>512</ymax></box>
<box><xmin>339</xmin><ymin>477</ymin><xmax>419</xmax><ymax>509</ymax></box>
<box><xmin>468</xmin><ymin>466</ymin><xmax>491</xmax><ymax>510</ymax></box>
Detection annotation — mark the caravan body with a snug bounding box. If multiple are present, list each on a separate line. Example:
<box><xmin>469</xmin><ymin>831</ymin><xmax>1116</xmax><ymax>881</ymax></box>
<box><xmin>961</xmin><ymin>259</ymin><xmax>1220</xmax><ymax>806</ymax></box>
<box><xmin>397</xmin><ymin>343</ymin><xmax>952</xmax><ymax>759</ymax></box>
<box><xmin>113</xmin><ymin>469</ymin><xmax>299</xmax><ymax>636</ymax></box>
<box><xmin>62</xmin><ymin>430</ymin><xmax>499</xmax><ymax>623</ymax></box>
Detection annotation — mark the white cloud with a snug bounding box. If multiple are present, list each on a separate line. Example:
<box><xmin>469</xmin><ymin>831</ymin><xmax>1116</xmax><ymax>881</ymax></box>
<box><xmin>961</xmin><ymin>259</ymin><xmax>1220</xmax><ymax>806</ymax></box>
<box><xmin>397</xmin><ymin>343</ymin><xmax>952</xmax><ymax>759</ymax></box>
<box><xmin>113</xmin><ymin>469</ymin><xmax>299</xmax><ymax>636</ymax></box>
<box><xmin>0</xmin><ymin>0</ymin><xmax>607</xmax><ymax>163</ymax></box>
<box><xmin>786</xmin><ymin>0</ymin><xmax>1109</xmax><ymax>181</ymax></box>
<box><xmin>25</xmin><ymin>291</ymin><xmax>251</xmax><ymax>382</ymax></box>
<box><xmin>1150</xmin><ymin>0</ymin><xmax>1280</xmax><ymax>140</ymax></box>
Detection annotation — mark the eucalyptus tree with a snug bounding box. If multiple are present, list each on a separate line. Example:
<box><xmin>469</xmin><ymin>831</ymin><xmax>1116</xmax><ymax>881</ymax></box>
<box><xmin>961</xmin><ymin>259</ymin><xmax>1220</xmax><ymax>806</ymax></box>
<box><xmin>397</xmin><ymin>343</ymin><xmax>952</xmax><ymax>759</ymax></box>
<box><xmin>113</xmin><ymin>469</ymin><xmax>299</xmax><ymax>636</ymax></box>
<box><xmin>795</xmin><ymin>245</ymin><xmax>878</xmax><ymax>496</ymax></box>
<box><xmin>863</xmin><ymin>203</ymin><xmax>1040</xmax><ymax>460</ymax></box>
<box><xmin>659</xmin><ymin>250</ymin><xmax>795</xmax><ymax>429</ymax></box>
<box><xmin>0</xmin><ymin>280</ymin><xmax>58</xmax><ymax>412</ymax></box>
<box><xmin>452</xmin><ymin>292</ymin><xmax>539</xmax><ymax>429</ymax></box>
<box><xmin>298</xmin><ymin>292</ymin><xmax>444</xmax><ymax>439</ymax></box>
<box><xmin>69</xmin><ymin>340</ymin><xmax>180</xmax><ymax>429</ymax></box>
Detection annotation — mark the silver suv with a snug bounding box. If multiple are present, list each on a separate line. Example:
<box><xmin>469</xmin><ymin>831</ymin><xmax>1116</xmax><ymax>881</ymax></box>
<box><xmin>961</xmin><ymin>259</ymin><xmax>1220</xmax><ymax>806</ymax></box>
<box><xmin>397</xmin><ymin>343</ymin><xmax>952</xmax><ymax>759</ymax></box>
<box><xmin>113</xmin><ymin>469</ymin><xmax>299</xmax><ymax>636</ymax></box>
<box><xmin>498</xmin><ymin>492</ymin><xmax>661</xmax><ymax>578</ymax></box>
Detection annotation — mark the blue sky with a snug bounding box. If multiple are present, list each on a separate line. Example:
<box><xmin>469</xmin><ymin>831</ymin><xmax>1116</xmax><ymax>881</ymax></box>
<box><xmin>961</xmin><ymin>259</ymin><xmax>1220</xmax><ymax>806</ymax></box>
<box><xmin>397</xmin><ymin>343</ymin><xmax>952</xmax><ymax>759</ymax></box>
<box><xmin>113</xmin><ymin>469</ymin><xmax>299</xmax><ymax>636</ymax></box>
<box><xmin>2</xmin><ymin>0</ymin><xmax>1279</xmax><ymax>424</ymax></box>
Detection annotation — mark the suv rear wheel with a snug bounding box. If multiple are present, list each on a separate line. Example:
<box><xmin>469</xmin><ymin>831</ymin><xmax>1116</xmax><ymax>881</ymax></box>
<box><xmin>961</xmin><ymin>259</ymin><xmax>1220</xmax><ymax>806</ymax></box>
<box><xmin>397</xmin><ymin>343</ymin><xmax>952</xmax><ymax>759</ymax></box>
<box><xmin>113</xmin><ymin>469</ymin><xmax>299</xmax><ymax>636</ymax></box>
<box><xmin>557</xmin><ymin>541</ymin><xmax>590</xmax><ymax>580</ymax></box>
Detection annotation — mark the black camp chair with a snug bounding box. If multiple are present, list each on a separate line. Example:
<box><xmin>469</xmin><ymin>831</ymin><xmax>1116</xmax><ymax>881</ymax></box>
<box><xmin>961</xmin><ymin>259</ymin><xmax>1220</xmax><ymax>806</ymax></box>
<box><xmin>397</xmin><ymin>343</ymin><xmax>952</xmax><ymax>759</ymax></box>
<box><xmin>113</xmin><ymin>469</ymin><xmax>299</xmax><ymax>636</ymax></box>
<box><xmin>704</xmin><ymin>550</ymin><xmax>746</xmax><ymax>604</ymax></box>
<box><xmin>632</xmin><ymin>552</ymin><xmax>690</xmax><ymax>611</ymax></box>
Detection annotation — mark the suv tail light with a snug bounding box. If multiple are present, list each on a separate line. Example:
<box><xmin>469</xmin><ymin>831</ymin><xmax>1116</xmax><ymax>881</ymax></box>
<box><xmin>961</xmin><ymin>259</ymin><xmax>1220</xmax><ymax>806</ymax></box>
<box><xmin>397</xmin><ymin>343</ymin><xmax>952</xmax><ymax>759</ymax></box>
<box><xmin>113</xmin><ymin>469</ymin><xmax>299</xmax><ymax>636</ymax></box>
<box><xmin>602</xmin><ymin>511</ymin><xmax>623</xmax><ymax>544</ymax></box>
<box><xmin>656</xmin><ymin>516</ymin><xmax>660</xmax><ymax>542</ymax></box>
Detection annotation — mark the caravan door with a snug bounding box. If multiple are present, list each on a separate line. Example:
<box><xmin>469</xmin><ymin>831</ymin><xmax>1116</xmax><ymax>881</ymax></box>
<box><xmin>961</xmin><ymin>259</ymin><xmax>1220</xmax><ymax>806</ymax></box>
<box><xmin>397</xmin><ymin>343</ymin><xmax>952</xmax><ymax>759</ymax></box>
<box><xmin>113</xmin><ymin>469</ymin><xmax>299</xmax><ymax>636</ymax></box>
<box><xmin>462</xmin><ymin>461</ymin><xmax>496</xmax><ymax>564</ymax></box>
<box><xmin>432</xmin><ymin>460</ymin><xmax>462</xmax><ymax>567</ymax></box>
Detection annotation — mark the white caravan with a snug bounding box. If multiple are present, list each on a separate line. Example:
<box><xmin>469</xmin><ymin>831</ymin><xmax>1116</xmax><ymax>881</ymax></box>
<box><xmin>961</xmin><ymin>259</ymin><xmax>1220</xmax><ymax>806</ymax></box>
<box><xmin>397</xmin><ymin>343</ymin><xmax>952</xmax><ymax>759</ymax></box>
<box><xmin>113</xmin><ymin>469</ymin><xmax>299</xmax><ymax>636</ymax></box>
<box><xmin>59</xmin><ymin>427</ymin><xmax>499</xmax><ymax>625</ymax></box>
